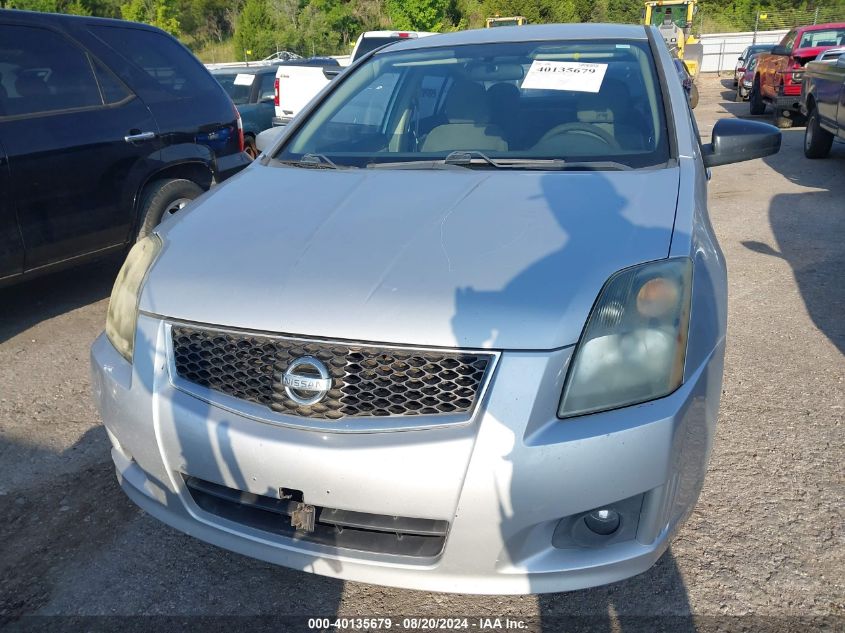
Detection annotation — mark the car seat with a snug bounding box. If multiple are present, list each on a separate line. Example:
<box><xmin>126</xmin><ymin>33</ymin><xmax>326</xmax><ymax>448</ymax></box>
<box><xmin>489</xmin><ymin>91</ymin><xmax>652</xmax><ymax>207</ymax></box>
<box><xmin>421</xmin><ymin>79</ymin><xmax>508</xmax><ymax>153</ymax></box>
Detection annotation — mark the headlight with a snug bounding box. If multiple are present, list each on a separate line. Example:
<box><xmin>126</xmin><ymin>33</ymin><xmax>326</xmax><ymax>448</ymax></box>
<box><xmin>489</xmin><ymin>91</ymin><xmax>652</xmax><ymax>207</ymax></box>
<box><xmin>558</xmin><ymin>258</ymin><xmax>692</xmax><ymax>418</ymax></box>
<box><xmin>106</xmin><ymin>235</ymin><xmax>162</xmax><ymax>362</ymax></box>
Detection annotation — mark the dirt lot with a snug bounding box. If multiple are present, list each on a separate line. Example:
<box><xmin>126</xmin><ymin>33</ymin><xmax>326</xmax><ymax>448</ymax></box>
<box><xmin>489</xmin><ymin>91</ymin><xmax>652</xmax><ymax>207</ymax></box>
<box><xmin>0</xmin><ymin>75</ymin><xmax>843</xmax><ymax>632</ymax></box>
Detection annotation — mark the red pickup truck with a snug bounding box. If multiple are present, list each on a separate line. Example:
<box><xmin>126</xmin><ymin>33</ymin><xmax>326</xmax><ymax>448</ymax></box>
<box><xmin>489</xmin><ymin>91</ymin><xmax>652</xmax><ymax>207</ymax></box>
<box><xmin>750</xmin><ymin>22</ymin><xmax>845</xmax><ymax>128</ymax></box>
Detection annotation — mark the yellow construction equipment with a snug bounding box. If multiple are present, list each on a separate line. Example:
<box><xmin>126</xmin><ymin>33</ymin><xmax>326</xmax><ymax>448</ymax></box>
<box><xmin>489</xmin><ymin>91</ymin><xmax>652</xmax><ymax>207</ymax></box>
<box><xmin>642</xmin><ymin>0</ymin><xmax>703</xmax><ymax>77</ymax></box>
<box><xmin>485</xmin><ymin>16</ymin><xmax>529</xmax><ymax>28</ymax></box>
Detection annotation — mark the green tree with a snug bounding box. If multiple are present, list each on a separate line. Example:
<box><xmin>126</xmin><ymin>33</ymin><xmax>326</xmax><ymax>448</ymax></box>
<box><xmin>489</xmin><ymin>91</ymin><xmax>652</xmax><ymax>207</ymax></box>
<box><xmin>120</xmin><ymin>0</ymin><xmax>181</xmax><ymax>34</ymax></box>
<box><xmin>233</xmin><ymin>0</ymin><xmax>278</xmax><ymax>59</ymax></box>
<box><xmin>386</xmin><ymin>0</ymin><xmax>451</xmax><ymax>30</ymax></box>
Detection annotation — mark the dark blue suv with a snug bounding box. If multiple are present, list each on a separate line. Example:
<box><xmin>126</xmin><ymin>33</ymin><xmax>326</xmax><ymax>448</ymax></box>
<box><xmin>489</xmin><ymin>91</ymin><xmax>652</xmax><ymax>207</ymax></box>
<box><xmin>0</xmin><ymin>10</ymin><xmax>251</xmax><ymax>286</ymax></box>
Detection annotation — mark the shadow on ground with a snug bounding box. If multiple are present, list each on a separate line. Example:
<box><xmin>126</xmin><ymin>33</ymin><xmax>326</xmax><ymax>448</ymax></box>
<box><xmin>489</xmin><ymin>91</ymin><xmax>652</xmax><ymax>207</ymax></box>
<box><xmin>744</xmin><ymin>131</ymin><xmax>845</xmax><ymax>354</ymax></box>
<box><xmin>0</xmin><ymin>257</ymin><xmax>121</xmax><ymax>344</ymax></box>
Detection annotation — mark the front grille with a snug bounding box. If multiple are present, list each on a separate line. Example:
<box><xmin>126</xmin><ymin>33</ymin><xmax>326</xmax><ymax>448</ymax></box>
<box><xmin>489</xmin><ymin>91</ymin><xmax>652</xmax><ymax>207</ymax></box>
<box><xmin>184</xmin><ymin>476</ymin><xmax>448</xmax><ymax>558</ymax></box>
<box><xmin>171</xmin><ymin>325</ymin><xmax>493</xmax><ymax>420</ymax></box>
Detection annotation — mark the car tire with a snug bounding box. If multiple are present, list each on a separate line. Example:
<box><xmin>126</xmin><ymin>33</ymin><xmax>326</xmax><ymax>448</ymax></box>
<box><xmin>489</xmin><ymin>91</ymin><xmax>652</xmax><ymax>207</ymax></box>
<box><xmin>688</xmin><ymin>83</ymin><xmax>699</xmax><ymax>109</ymax></box>
<box><xmin>244</xmin><ymin>134</ymin><xmax>258</xmax><ymax>160</ymax></box>
<box><xmin>749</xmin><ymin>79</ymin><xmax>765</xmax><ymax>115</ymax></box>
<box><xmin>804</xmin><ymin>106</ymin><xmax>833</xmax><ymax>159</ymax></box>
<box><xmin>136</xmin><ymin>178</ymin><xmax>204</xmax><ymax>240</ymax></box>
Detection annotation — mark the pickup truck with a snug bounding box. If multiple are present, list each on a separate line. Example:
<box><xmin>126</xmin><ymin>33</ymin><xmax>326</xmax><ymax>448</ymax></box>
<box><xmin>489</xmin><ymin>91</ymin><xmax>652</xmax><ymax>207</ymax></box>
<box><xmin>801</xmin><ymin>52</ymin><xmax>845</xmax><ymax>158</ymax></box>
<box><xmin>272</xmin><ymin>31</ymin><xmax>434</xmax><ymax>127</ymax></box>
<box><xmin>271</xmin><ymin>57</ymin><xmax>342</xmax><ymax>127</ymax></box>
<box><xmin>751</xmin><ymin>22</ymin><xmax>845</xmax><ymax>128</ymax></box>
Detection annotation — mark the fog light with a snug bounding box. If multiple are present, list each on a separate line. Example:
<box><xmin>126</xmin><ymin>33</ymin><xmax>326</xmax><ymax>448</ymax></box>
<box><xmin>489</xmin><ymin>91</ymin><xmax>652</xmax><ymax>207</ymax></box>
<box><xmin>584</xmin><ymin>509</ymin><xmax>620</xmax><ymax>535</ymax></box>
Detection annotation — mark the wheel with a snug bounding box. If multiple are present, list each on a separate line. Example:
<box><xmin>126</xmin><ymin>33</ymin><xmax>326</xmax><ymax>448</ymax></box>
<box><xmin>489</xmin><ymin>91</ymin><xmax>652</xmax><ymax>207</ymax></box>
<box><xmin>804</xmin><ymin>106</ymin><xmax>833</xmax><ymax>159</ymax></box>
<box><xmin>772</xmin><ymin>108</ymin><xmax>794</xmax><ymax>129</ymax></box>
<box><xmin>749</xmin><ymin>79</ymin><xmax>766</xmax><ymax>115</ymax></box>
<box><xmin>244</xmin><ymin>135</ymin><xmax>258</xmax><ymax>160</ymax></box>
<box><xmin>688</xmin><ymin>83</ymin><xmax>699</xmax><ymax>109</ymax></box>
<box><xmin>136</xmin><ymin>178</ymin><xmax>204</xmax><ymax>240</ymax></box>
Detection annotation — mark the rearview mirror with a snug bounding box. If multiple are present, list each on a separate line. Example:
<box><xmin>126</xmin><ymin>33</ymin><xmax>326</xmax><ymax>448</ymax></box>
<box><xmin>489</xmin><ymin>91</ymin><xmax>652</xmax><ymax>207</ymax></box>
<box><xmin>702</xmin><ymin>118</ymin><xmax>781</xmax><ymax>168</ymax></box>
<box><xmin>255</xmin><ymin>126</ymin><xmax>286</xmax><ymax>154</ymax></box>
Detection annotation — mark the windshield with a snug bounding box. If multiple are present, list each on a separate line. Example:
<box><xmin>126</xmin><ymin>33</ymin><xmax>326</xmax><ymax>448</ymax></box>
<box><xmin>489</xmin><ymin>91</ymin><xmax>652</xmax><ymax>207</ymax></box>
<box><xmin>799</xmin><ymin>28</ymin><xmax>845</xmax><ymax>49</ymax></box>
<box><xmin>213</xmin><ymin>72</ymin><xmax>254</xmax><ymax>105</ymax></box>
<box><xmin>278</xmin><ymin>40</ymin><xmax>671</xmax><ymax>169</ymax></box>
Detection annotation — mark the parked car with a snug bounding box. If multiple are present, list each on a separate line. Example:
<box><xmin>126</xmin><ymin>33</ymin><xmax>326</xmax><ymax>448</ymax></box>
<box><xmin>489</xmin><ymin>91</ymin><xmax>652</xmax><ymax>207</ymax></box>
<box><xmin>349</xmin><ymin>30</ymin><xmax>436</xmax><ymax>62</ymax></box>
<box><xmin>736</xmin><ymin>53</ymin><xmax>763</xmax><ymax>101</ymax></box>
<box><xmin>801</xmin><ymin>53</ymin><xmax>845</xmax><ymax>158</ymax></box>
<box><xmin>673</xmin><ymin>57</ymin><xmax>698</xmax><ymax>108</ymax></box>
<box><xmin>271</xmin><ymin>57</ymin><xmax>341</xmax><ymax>127</ymax></box>
<box><xmin>733</xmin><ymin>43</ymin><xmax>774</xmax><ymax>86</ymax></box>
<box><xmin>91</xmin><ymin>23</ymin><xmax>780</xmax><ymax>594</ymax></box>
<box><xmin>0</xmin><ymin>9</ymin><xmax>249</xmax><ymax>287</ymax></box>
<box><xmin>751</xmin><ymin>22</ymin><xmax>845</xmax><ymax>127</ymax></box>
<box><xmin>212</xmin><ymin>65</ymin><xmax>278</xmax><ymax>158</ymax></box>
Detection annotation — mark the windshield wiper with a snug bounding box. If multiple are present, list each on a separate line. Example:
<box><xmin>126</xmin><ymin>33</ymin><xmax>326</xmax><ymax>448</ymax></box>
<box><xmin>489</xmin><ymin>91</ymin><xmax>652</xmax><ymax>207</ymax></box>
<box><xmin>443</xmin><ymin>150</ymin><xmax>503</xmax><ymax>168</ymax></box>
<box><xmin>275</xmin><ymin>153</ymin><xmax>350</xmax><ymax>169</ymax></box>
<box><xmin>366</xmin><ymin>154</ymin><xmax>635</xmax><ymax>171</ymax></box>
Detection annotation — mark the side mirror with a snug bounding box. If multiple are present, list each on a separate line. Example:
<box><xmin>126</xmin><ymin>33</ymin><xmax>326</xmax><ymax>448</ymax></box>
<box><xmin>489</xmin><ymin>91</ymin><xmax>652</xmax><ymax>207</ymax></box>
<box><xmin>771</xmin><ymin>45</ymin><xmax>789</xmax><ymax>56</ymax></box>
<box><xmin>702</xmin><ymin>118</ymin><xmax>781</xmax><ymax>168</ymax></box>
<box><xmin>255</xmin><ymin>126</ymin><xmax>286</xmax><ymax>154</ymax></box>
<box><xmin>836</xmin><ymin>54</ymin><xmax>845</xmax><ymax>68</ymax></box>
<box><xmin>259</xmin><ymin>95</ymin><xmax>275</xmax><ymax>104</ymax></box>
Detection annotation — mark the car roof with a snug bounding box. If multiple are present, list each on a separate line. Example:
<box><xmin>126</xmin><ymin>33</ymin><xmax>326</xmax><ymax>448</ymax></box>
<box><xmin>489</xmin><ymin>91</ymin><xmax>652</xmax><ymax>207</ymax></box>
<box><xmin>0</xmin><ymin>8</ymin><xmax>163</xmax><ymax>32</ymax></box>
<box><xmin>380</xmin><ymin>23</ymin><xmax>648</xmax><ymax>53</ymax></box>
<box><xmin>796</xmin><ymin>22</ymin><xmax>845</xmax><ymax>32</ymax></box>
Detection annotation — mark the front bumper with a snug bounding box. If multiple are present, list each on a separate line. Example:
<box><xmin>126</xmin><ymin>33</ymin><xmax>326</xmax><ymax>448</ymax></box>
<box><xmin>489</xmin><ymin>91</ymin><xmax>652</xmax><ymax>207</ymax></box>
<box><xmin>91</xmin><ymin>315</ymin><xmax>724</xmax><ymax>594</ymax></box>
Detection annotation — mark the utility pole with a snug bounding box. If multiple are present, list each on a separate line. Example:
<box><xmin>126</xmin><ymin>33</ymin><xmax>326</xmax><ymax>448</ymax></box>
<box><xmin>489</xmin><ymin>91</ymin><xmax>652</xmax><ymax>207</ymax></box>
<box><xmin>753</xmin><ymin>10</ymin><xmax>759</xmax><ymax>45</ymax></box>
<box><xmin>813</xmin><ymin>8</ymin><xmax>819</xmax><ymax>24</ymax></box>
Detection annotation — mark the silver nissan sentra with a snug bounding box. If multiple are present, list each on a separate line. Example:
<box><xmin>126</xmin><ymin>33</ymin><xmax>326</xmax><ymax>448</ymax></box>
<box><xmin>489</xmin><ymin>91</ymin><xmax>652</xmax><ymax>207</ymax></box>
<box><xmin>91</xmin><ymin>24</ymin><xmax>780</xmax><ymax>594</ymax></box>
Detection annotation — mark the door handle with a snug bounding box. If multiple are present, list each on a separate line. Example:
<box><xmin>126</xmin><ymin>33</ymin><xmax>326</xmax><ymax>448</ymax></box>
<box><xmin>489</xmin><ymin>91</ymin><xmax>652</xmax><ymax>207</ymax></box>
<box><xmin>124</xmin><ymin>131</ymin><xmax>156</xmax><ymax>143</ymax></box>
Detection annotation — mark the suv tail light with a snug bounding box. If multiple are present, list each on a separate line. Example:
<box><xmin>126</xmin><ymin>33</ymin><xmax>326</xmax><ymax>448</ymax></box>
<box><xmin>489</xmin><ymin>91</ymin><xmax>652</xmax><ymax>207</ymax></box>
<box><xmin>274</xmin><ymin>77</ymin><xmax>280</xmax><ymax>107</ymax></box>
<box><xmin>234</xmin><ymin>105</ymin><xmax>244</xmax><ymax>153</ymax></box>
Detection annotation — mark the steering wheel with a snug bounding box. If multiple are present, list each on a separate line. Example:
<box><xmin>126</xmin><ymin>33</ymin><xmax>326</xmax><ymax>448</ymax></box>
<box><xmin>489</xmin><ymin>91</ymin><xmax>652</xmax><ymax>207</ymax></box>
<box><xmin>535</xmin><ymin>122</ymin><xmax>620</xmax><ymax>150</ymax></box>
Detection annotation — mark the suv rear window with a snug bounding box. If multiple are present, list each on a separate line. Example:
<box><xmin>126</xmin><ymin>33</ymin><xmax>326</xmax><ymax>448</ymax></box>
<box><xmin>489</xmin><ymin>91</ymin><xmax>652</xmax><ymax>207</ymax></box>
<box><xmin>90</xmin><ymin>26</ymin><xmax>219</xmax><ymax>97</ymax></box>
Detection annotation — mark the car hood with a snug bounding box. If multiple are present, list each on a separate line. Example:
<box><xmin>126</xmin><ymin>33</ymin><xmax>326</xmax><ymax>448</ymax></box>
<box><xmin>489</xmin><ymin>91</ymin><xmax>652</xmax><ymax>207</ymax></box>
<box><xmin>143</xmin><ymin>163</ymin><xmax>680</xmax><ymax>350</ymax></box>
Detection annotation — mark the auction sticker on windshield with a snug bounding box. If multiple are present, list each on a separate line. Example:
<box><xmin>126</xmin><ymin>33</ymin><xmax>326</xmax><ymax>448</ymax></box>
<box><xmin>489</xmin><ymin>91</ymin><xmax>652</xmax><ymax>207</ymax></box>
<box><xmin>522</xmin><ymin>61</ymin><xmax>608</xmax><ymax>93</ymax></box>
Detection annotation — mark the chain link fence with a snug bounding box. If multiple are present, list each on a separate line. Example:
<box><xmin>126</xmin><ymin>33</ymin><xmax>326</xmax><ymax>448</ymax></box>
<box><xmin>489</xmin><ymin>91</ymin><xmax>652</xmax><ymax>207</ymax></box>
<box><xmin>697</xmin><ymin>6</ymin><xmax>844</xmax><ymax>35</ymax></box>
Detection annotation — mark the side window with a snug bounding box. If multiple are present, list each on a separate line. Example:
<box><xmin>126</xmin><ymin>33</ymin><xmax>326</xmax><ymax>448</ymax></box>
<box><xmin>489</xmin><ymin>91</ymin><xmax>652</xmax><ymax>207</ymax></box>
<box><xmin>417</xmin><ymin>74</ymin><xmax>449</xmax><ymax>119</ymax></box>
<box><xmin>0</xmin><ymin>25</ymin><xmax>102</xmax><ymax>117</ymax></box>
<box><xmin>90</xmin><ymin>26</ymin><xmax>219</xmax><ymax>97</ymax></box>
<box><xmin>258</xmin><ymin>73</ymin><xmax>276</xmax><ymax>102</ymax></box>
<box><xmin>92</xmin><ymin>60</ymin><xmax>131</xmax><ymax>104</ymax></box>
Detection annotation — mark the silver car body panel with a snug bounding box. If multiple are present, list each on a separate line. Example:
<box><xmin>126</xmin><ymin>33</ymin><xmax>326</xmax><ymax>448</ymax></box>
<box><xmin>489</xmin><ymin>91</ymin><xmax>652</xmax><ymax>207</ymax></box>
<box><xmin>91</xmin><ymin>24</ymin><xmax>729</xmax><ymax>593</ymax></box>
<box><xmin>145</xmin><ymin>167</ymin><xmax>681</xmax><ymax>350</ymax></box>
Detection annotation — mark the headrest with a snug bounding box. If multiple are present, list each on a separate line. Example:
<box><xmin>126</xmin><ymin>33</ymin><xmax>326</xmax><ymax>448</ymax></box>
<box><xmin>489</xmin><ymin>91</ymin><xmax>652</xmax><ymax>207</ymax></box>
<box><xmin>444</xmin><ymin>79</ymin><xmax>489</xmax><ymax>123</ymax></box>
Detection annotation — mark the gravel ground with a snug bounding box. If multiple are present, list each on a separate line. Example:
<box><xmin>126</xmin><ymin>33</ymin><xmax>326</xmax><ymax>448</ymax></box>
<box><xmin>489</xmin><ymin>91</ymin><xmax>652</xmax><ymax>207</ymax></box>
<box><xmin>0</xmin><ymin>75</ymin><xmax>842</xmax><ymax>633</ymax></box>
